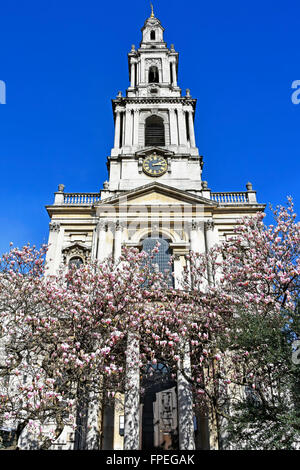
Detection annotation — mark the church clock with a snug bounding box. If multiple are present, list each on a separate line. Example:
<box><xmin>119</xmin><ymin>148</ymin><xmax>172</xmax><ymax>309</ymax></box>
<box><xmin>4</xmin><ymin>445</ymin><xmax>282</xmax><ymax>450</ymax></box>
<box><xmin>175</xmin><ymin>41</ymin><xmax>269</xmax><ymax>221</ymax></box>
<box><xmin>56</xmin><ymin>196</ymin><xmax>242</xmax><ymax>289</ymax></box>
<box><xmin>142</xmin><ymin>154</ymin><xmax>167</xmax><ymax>177</ymax></box>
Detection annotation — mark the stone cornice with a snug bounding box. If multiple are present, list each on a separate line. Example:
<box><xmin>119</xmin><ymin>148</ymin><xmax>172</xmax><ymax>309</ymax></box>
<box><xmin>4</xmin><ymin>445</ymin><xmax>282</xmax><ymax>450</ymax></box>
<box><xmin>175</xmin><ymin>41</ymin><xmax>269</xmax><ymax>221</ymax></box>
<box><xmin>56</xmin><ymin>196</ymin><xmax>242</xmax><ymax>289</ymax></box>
<box><xmin>112</xmin><ymin>96</ymin><xmax>197</xmax><ymax>108</ymax></box>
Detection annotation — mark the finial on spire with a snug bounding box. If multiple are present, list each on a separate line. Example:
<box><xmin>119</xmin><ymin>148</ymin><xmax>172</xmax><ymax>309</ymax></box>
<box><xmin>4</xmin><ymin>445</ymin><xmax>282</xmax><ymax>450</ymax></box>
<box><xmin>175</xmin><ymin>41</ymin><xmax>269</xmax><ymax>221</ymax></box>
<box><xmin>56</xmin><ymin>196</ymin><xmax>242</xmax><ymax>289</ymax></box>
<box><xmin>150</xmin><ymin>3</ymin><xmax>155</xmax><ymax>18</ymax></box>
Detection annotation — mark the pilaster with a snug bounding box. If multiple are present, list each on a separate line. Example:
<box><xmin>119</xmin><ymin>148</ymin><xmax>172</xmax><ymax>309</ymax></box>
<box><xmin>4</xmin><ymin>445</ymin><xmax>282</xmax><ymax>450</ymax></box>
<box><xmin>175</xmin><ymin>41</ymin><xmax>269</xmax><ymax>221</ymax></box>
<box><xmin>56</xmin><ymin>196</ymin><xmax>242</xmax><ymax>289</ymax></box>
<box><xmin>96</xmin><ymin>219</ymin><xmax>108</xmax><ymax>262</ymax></box>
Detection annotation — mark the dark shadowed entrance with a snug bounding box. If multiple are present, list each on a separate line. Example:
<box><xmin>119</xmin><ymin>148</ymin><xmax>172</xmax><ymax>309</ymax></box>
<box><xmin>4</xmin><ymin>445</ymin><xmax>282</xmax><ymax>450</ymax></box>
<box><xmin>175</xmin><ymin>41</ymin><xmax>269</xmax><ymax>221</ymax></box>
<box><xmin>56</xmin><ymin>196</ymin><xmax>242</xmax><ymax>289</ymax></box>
<box><xmin>140</xmin><ymin>363</ymin><xmax>179</xmax><ymax>450</ymax></box>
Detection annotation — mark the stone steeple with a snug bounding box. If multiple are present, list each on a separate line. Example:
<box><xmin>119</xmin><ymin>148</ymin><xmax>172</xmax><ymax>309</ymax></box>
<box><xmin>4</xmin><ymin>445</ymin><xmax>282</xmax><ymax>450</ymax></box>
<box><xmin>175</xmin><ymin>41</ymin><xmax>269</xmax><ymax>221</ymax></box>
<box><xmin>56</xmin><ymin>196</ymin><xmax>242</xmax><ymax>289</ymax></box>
<box><xmin>108</xmin><ymin>9</ymin><xmax>202</xmax><ymax>195</ymax></box>
<box><xmin>127</xmin><ymin>8</ymin><xmax>180</xmax><ymax>98</ymax></box>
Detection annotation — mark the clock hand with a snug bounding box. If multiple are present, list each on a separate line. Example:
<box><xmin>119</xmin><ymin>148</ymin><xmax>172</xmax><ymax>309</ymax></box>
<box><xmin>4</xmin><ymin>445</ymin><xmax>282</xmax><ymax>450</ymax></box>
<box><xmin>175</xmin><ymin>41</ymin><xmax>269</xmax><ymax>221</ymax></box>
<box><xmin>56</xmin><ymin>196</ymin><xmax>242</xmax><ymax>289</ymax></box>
<box><xmin>152</xmin><ymin>162</ymin><xmax>163</xmax><ymax>166</ymax></box>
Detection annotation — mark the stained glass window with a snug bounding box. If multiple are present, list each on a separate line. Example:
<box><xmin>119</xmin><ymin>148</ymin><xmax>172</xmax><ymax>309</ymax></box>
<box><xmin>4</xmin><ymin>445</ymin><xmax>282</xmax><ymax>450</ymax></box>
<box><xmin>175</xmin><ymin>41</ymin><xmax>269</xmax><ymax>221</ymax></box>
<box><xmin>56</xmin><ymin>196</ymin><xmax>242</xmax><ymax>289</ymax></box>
<box><xmin>142</xmin><ymin>236</ymin><xmax>173</xmax><ymax>286</ymax></box>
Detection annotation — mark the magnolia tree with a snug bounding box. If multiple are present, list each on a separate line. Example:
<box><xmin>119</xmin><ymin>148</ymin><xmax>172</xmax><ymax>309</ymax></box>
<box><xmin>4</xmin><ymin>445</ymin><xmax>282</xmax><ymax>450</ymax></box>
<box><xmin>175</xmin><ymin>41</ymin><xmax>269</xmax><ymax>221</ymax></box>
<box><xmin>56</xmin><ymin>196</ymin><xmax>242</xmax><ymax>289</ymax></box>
<box><xmin>182</xmin><ymin>198</ymin><xmax>300</xmax><ymax>449</ymax></box>
<box><xmin>0</xmin><ymin>241</ymin><xmax>192</xmax><ymax>449</ymax></box>
<box><xmin>0</xmin><ymin>244</ymin><xmax>138</xmax><ymax>448</ymax></box>
<box><xmin>0</xmin><ymin>198</ymin><xmax>299</xmax><ymax>450</ymax></box>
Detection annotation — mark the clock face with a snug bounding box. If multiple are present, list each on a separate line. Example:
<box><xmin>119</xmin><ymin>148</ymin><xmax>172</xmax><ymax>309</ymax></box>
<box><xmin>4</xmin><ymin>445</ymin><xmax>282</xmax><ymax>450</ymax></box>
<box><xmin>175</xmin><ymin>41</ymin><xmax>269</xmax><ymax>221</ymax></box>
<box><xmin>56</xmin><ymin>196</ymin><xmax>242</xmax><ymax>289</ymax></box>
<box><xmin>142</xmin><ymin>154</ymin><xmax>167</xmax><ymax>177</ymax></box>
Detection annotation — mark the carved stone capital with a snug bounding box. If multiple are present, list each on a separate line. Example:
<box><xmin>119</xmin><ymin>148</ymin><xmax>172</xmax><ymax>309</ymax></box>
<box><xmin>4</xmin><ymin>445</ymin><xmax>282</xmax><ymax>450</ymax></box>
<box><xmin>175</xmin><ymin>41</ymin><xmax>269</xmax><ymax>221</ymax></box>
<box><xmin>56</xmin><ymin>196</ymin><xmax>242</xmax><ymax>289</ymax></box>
<box><xmin>97</xmin><ymin>219</ymin><xmax>107</xmax><ymax>232</ymax></box>
<box><xmin>188</xmin><ymin>220</ymin><xmax>201</xmax><ymax>231</ymax></box>
<box><xmin>49</xmin><ymin>221</ymin><xmax>60</xmax><ymax>232</ymax></box>
<box><xmin>205</xmin><ymin>219</ymin><xmax>214</xmax><ymax>231</ymax></box>
<box><xmin>109</xmin><ymin>220</ymin><xmax>125</xmax><ymax>233</ymax></box>
<box><xmin>115</xmin><ymin>220</ymin><xmax>125</xmax><ymax>232</ymax></box>
<box><xmin>145</xmin><ymin>58</ymin><xmax>161</xmax><ymax>68</ymax></box>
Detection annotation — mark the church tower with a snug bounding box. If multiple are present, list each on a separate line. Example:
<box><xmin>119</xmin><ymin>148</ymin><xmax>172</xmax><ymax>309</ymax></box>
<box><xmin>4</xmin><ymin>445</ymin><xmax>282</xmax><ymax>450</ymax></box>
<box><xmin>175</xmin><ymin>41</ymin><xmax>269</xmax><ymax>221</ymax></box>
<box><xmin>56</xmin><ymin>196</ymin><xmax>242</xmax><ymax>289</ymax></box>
<box><xmin>44</xmin><ymin>7</ymin><xmax>265</xmax><ymax>450</ymax></box>
<box><xmin>107</xmin><ymin>8</ymin><xmax>201</xmax><ymax>196</ymax></box>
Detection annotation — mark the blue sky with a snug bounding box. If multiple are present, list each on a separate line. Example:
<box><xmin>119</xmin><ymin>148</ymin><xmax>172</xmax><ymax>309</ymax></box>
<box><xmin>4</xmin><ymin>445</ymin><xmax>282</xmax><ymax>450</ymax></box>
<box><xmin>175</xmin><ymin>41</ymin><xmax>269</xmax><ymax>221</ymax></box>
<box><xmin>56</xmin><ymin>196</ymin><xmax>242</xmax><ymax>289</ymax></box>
<box><xmin>0</xmin><ymin>0</ymin><xmax>299</xmax><ymax>254</ymax></box>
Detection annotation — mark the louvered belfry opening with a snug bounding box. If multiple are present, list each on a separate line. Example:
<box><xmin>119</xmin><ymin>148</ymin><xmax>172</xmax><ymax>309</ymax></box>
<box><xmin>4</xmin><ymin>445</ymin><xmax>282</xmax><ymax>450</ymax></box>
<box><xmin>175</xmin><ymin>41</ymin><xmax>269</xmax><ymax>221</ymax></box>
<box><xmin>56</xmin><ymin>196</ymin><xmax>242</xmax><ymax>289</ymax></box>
<box><xmin>145</xmin><ymin>115</ymin><xmax>165</xmax><ymax>146</ymax></box>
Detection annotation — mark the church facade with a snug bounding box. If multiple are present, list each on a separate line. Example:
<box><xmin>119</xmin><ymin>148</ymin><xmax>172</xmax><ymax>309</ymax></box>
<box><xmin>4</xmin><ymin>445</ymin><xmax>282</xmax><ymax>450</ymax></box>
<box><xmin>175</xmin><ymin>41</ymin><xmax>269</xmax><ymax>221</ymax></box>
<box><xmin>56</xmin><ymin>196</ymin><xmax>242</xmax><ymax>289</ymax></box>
<box><xmin>44</xmin><ymin>9</ymin><xmax>265</xmax><ymax>450</ymax></box>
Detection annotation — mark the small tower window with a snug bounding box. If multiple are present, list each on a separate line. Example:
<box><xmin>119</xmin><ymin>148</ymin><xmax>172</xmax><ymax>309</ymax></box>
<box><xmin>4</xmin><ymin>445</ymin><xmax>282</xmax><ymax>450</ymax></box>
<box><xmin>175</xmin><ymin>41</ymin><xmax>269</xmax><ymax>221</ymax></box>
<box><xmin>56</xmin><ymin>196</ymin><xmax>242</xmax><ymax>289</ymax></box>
<box><xmin>150</xmin><ymin>30</ymin><xmax>156</xmax><ymax>40</ymax></box>
<box><xmin>148</xmin><ymin>66</ymin><xmax>159</xmax><ymax>84</ymax></box>
<box><xmin>145</xmin><ymin>115</ymin><xmax>165</xmax><ymax>146</ymax></box>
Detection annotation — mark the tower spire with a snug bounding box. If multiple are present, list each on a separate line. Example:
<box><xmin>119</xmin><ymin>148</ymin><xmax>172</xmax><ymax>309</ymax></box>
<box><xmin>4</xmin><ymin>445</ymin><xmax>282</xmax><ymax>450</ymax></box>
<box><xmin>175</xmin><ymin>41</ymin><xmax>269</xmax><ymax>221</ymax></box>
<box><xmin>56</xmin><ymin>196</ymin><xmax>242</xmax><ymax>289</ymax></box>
<box><xmin>150</xmin><ymin>2</ymin><xmax>154</xmax><ymax>18</ymax></box>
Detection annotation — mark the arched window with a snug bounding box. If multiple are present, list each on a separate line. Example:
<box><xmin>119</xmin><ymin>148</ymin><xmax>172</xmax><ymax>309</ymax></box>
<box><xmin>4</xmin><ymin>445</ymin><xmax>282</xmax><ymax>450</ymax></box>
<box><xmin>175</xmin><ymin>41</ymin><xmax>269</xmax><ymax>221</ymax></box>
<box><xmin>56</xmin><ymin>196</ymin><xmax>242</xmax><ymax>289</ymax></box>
<box><xmin>148</xmin><ymin>66</ymin><xmax>159</xmax><ymax>83</ymax></box>
<box><xmin>145</xmin><ymin>115</ymin><xmax>165</xmax><ymax>146</ymax></box>
<box><xmin>68</xmin><ymin>256</ymin><xmax>84</xmax><ymax>269</ymax></box>
<box><xmin>142</xmin><ymin>236</ymin><xmax>173</xmax><ymax>286</ymax></box>
<box><xmin>150</xmin><ymin>30</ymin><xmax>156</xmax><ymax>40</ymax></box>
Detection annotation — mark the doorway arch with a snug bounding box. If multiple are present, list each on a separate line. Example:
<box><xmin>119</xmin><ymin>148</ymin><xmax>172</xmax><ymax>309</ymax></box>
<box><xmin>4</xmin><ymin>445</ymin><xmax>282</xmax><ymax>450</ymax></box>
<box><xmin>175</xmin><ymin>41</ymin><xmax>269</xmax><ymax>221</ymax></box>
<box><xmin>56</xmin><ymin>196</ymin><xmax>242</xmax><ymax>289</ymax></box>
<box><xmin>140</xmin><ymin>362</ymin><xmax>178</xmax><ymax>450</ymax></box>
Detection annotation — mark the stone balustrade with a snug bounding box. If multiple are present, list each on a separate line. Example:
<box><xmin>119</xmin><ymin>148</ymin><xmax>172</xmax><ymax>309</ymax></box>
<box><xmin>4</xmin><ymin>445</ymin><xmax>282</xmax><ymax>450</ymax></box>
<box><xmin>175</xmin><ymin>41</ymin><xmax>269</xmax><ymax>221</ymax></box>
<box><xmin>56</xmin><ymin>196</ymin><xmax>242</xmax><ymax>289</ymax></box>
<box><xmin>63</xmin><ymin>193</ymin><xmax>101</xmax><ymax>205</ymax></box>
<box><xmin>210</xmin><ymin>191</ymin><xmax>251</xmax><ymax>204</ymax></box>
<box><xmin>56</xmin><ymin>191</ymin><xmax>257</xmax><ymax>205</ymax></box>
<box><xmin>54</xmin><ymin>186</ymin><xmax>257</xmax><ymax>206</ymax></box>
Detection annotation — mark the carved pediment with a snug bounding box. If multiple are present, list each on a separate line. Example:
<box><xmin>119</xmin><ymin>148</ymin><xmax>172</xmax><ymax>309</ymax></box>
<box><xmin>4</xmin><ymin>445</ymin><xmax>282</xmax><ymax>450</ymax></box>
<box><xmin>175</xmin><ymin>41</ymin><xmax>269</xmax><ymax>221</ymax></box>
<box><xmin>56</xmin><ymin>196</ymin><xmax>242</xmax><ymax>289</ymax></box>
<box><xmin>135</xmin><ymin>147</ymin><xmax>174</xmax><ymax>159</ymax></box>
<box><xmin>62</xmin><ymin>242</ymin><xmax>91</xmax><ymax>265</ymax></box>
<box><xmin>97</xmin><ymin>182</ymin><xmax>216</xmax><ymax>208</ymax></box>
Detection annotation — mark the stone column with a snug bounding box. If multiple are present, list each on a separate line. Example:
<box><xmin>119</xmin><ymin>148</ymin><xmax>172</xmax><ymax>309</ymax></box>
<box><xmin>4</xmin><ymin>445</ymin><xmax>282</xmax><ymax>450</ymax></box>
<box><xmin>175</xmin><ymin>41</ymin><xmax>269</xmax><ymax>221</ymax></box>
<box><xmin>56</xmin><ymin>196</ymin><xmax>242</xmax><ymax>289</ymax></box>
<box><xmin>205</xmin><ymin>219</ymin><xmax>218</xmax><ymax>252</ymax></box>
<box><xmin>177</xmin><ymin>342</ymin><xmax>195</xmax><ymax>450</ymax></box>
<box><xmin>171</xmin><ymin>61</ymin><xmax>177</xmax><ymax>87</ymax></box>
<box><xmin>124</xmin><ymin>332</ymin><xmax>140</xmax><ymax>450</ymax></box>
<box><xmin>177</xmin><ymin>108</ymin><xmax>187</xmax><ymax>147</ymax></box>
<box><xmin>96</xmin><ymin>220</ymin><xmax>107</xmax><ymax>262</ymax></box>
<box><xmin>158</xmin><ymin>68</ymin><xmax>162</xmax><ymax>83</ymax></box>
<box><xmin>114</xmin><ymin>109</ymin><xmax>121</xmax><ymax>149</ymax></box>
<box><xmin>85</xmin><ymin>391</ymin><xmax>100</xmax><ymax>449</ymax></box>
<box><xmin>189</xmin><ymin>220</ymin><xmax>206</xmax><ymax>253</ymax></box>
<box><xmin>169</xmin><ymin>108</ymin><xmax>178</xmax><ymax>146</ymax></box>
<box><xmin>124</xmin><ymin>109</ymin><xmax>133</xmax><ymax>147</ymax></box>
<box><xmin>188</xmin><ymin>221</ymin><xmax>207</xmax><ymax>290</ymax></box>
<box><xmin>133</xmin><ymin>109</ymin><xmax>139</xmax><ymax>147</ymax></box>
<box><xmin>136</xmin><ymin>61</ymin><xmax>140</xmax><ymax>87</ymax></box>
<box><xmin>49</xmin><ymin>223</ymin><xmax>64</xmax><ymax>275</ymax></box>
<box><xmin>45</xmin><ymin>221</ymin><xmax>61</xmax><ymax>276</ymax></box>
<box><xmin>130</xmin><ymin>61</ymin><xmax>136</xmax><ymax>88</ymax></box>
<box><xmin>114</xmin><ymin>221</ymin><xmax>124</xmax><ymax>261</ymax></box>
<box><xmin>188</xmin><ymin>110</ymin><xmax>196</xmax><ymax>148</ymax></box>
<box><xmin>205</xmin><ymin>219</ymin><xmax>219</xmax><ymax>284</ymax></box>
<box><xmin>91</xmin><ymin>225</ymin><xmax>98</xmax><ymax>261</ymax></box>
<box><xmin>189</xmin><ymin>222</ymin><xmax>198</xmax><ymax>252</ymax></box>
<box><xmin>121</xmin><ymin>110</ymin><xmax>126</xmax><ymax>148</ymax></box>
<box><xmin>173</xmin><ymin>254</ymin><xmax>183</xmax><ymax>289</ymax></box>
<box><xmin>141</xmin><ymin>57</ymin><xmax>145</xmax><ymax>84</ymax></box>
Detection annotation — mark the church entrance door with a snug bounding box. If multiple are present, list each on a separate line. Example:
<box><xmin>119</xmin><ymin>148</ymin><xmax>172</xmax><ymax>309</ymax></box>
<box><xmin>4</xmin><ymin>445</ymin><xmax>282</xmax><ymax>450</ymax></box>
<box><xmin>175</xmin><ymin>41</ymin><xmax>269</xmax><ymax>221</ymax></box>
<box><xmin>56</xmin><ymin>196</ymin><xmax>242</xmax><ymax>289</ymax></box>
<box><xmin>141</xmin><ymin>363</ymin><xmax>178</xmax><ymax>450</ymax></box>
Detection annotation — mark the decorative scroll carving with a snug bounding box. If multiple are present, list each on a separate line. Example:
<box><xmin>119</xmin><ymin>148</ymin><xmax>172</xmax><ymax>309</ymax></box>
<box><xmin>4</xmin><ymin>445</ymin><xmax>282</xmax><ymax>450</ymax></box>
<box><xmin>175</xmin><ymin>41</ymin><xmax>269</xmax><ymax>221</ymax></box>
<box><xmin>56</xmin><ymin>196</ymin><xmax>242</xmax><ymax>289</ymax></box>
<box><xmin>49</xmin><ymin>221</ymin><xmax>60</xmax><ymax>232</ymax></box>
<box><xmin>97</xmin><ymin>219</ymin><xmax>108</xmax><ymax>232</ymax></box>
<box><xmin>205</xmin><ymin>219</ymin><xmax>214</xmax><ymax>231</ymax></box>
<box><xmin>115</xmin><ymin>220</ymin><xmax>125</xmax><ymax>232</ymax></box>
<box><xmin>145</xmin><ymin>58</ymin><xmax>161</xmax><ymax>68</ymax></box>
<box><xmin>187</xmin><ymin>220</ymin><xmax>202</xmax><ymax>231</ymax></box>
<box><xmin>108</xmin><ymin>220</ymin><xmax>125</xmax><ymax>233</ymax></box>
<box><xmin>62</xmin><ymin>243</ymin><xmax>91</xmax><ymax>265</ymax></box>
